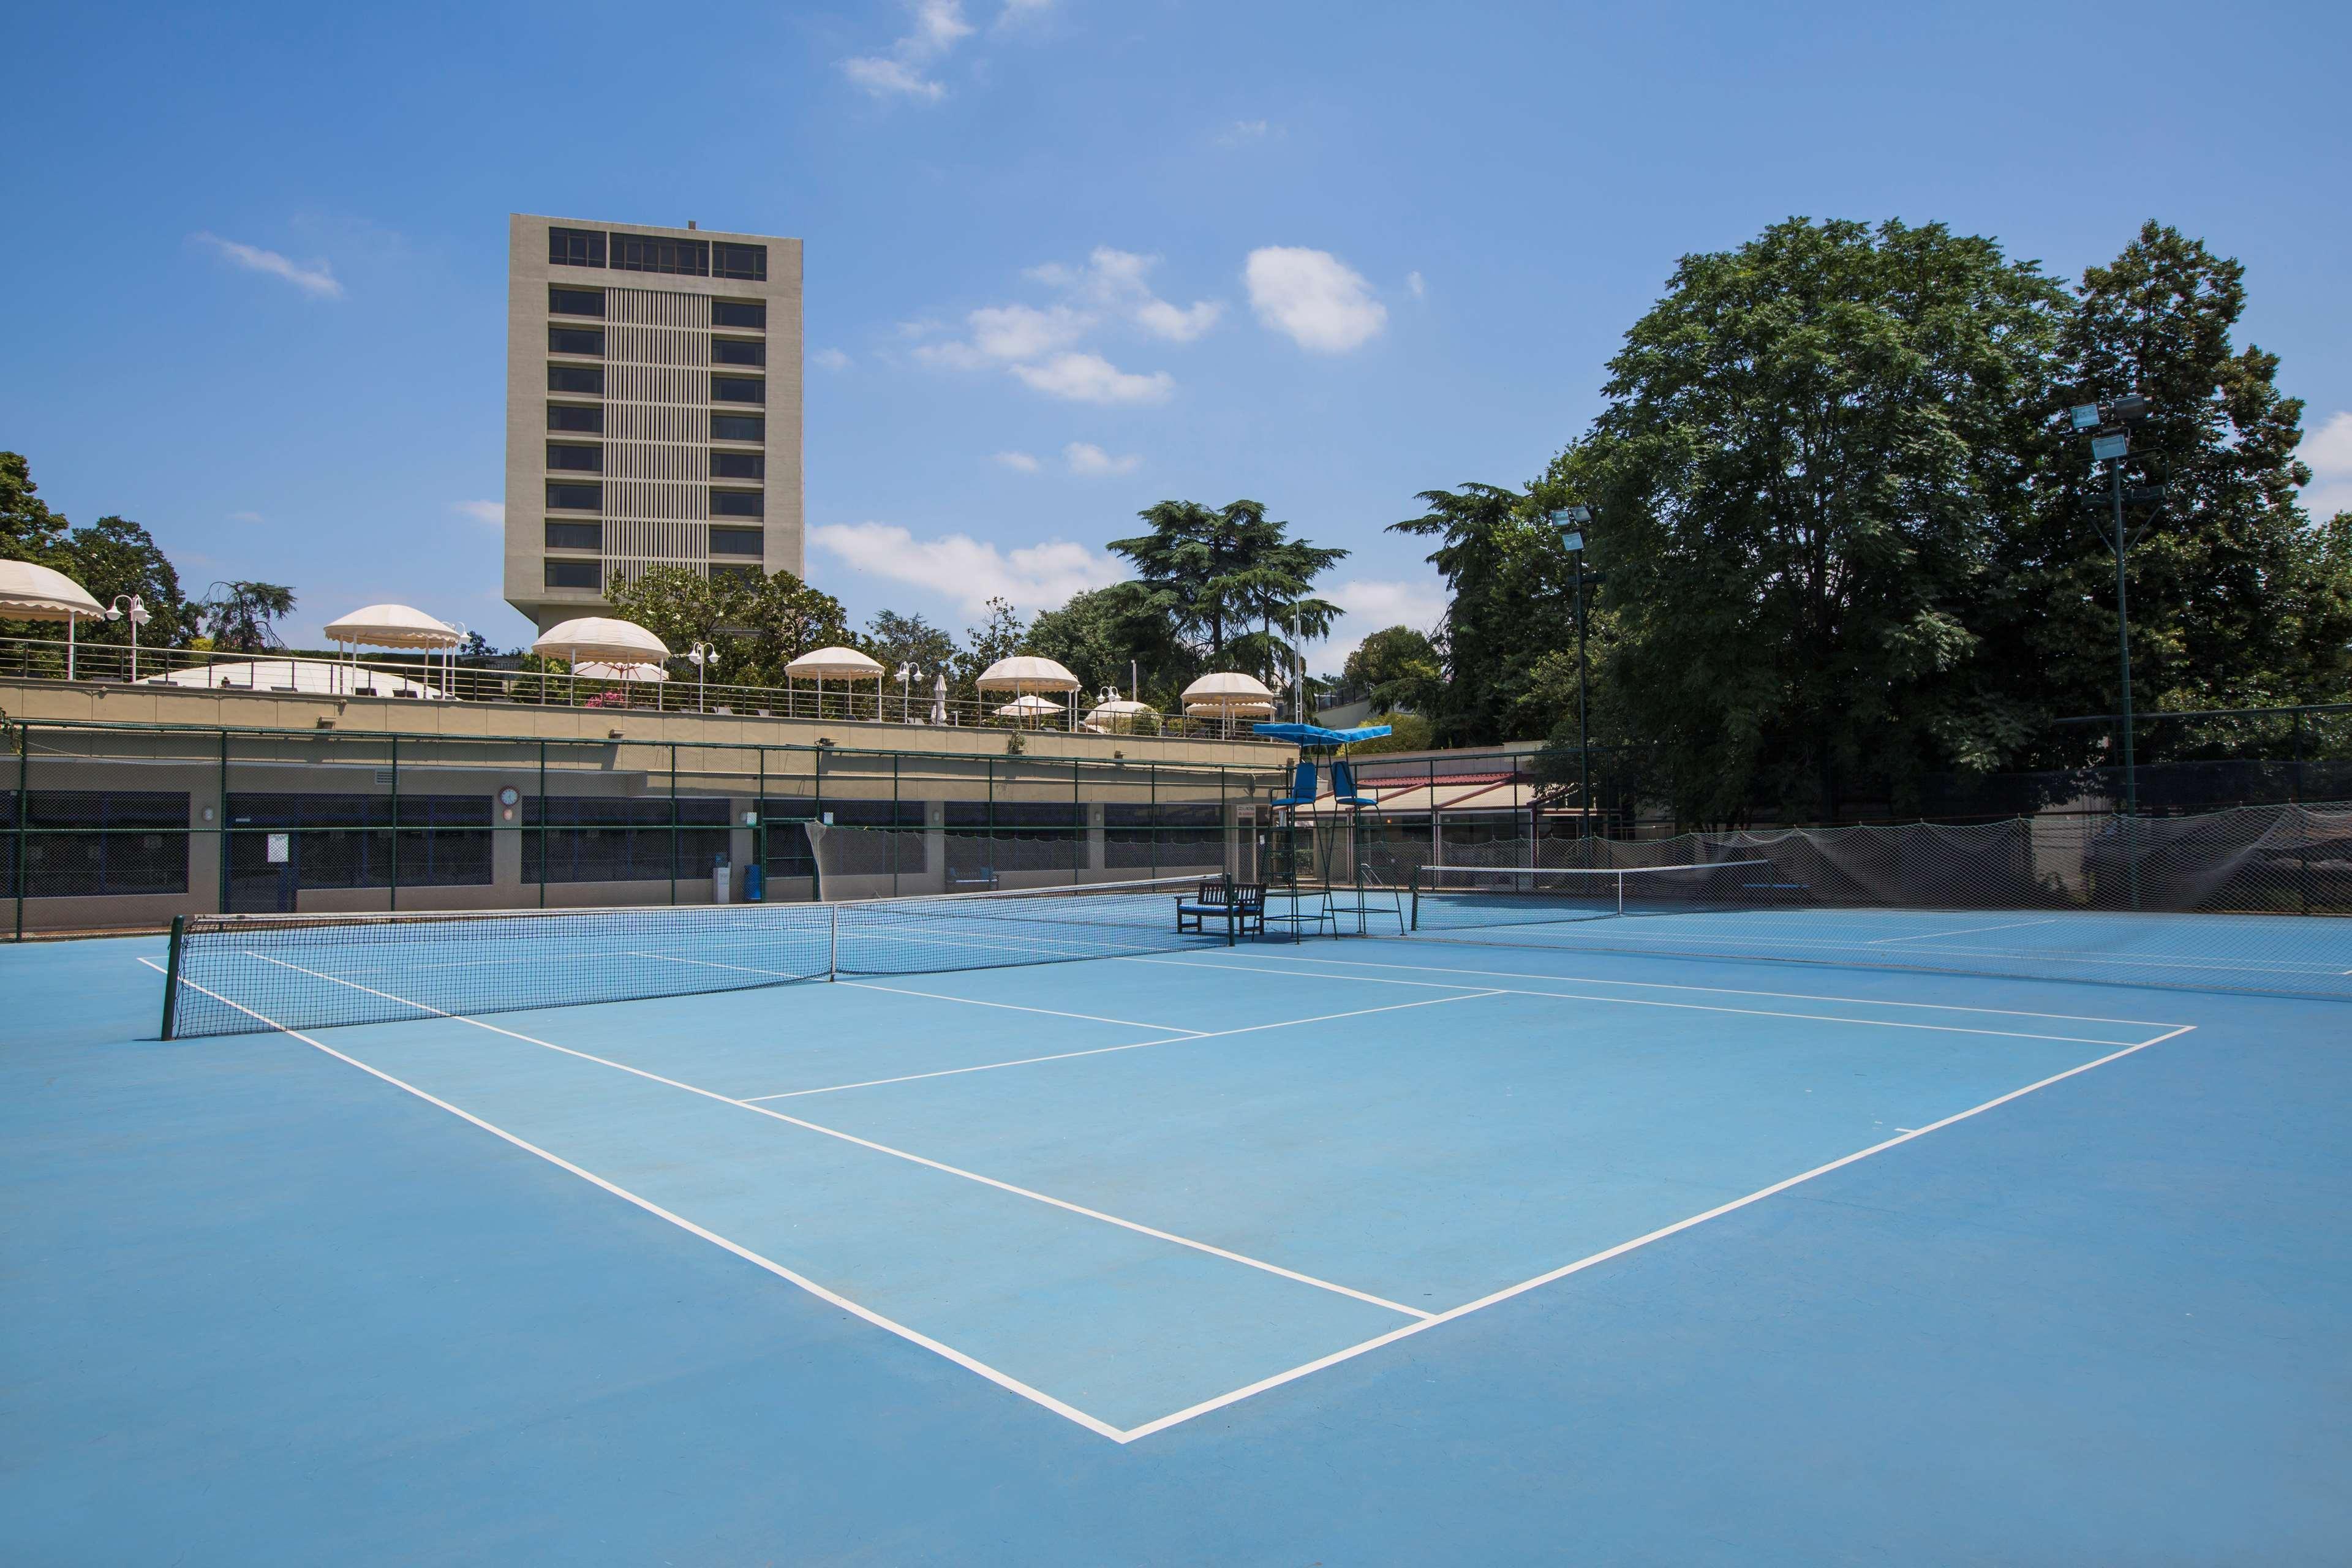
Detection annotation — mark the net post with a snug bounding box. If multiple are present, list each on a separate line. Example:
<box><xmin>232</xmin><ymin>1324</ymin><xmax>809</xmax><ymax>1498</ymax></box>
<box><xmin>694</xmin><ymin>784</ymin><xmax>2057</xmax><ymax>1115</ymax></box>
<box><xmin>159</xmin><ymin>914</ymin><xmax>184</xmax><ymax>1040</ymax></box>
<box><xmin>1409</xmin><ymin>865</ymin><xmax>1420</xmax><ymax>930</ymax></box>
<box><xmin>827</xmin><ymin>901</ymin><xmax>839</xmax><ymax>981</ymax></box>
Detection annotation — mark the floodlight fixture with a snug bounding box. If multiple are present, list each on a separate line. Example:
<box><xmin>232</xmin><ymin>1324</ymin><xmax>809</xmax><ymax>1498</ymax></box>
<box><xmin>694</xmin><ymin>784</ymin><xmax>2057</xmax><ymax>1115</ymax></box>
<box><xmin>2106</xmin><ymin>393</ymin><xmax>2151</xmax><ymax>423</ymax></box>
<box><xmin>2069</xmin><ymin>403</ymin><xmax>2102</xmax><ymax>430</ymax></box>
<box><xmin>2091</xmin><ymin>432</ymin><xmax>2129</xmax><ymax>462</ymax></box>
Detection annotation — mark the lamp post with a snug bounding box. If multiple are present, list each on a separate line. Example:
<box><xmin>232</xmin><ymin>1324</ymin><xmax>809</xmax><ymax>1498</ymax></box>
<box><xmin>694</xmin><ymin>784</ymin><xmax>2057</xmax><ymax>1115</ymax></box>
<box><xmin>2068</xmin><ymin>394</ymin><xmax>2162</xmax><ymax>823</ymax></box>
<box><xmin>897</xmin><ymin>662</ymin><xmax>919</xmax><ymax>723</ymax></box>
<box><xmin>686</xmin><ymin>641</ymin><xmax>718</xmax><ymax>714</ymax></box>
<box><xmin>104</xmin><ymin>594</ymin><xmax>150</xmax><ymax>680</ymax></box>
<box><xmin>1547</xmin><ymin>505</ymin><xmax>1604</xmax><ymax>837</ymax></box>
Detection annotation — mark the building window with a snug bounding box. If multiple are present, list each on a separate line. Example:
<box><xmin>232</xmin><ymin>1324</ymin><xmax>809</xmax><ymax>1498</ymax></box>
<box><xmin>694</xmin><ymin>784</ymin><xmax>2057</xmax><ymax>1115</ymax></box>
<box><xmin>525</xmin><ymin>796</ymin><xmax>731</xmax><ymax>884</ymax></box>
<box><xmin>545</xmin><ymin>520</ymin><xmax>602</xmax><ymax>551</ymax></box>
<box><xmin>547</xmin><ymin>402</ymin><xmax>602</xmax><ymax>434</ymax></box>
<box><xmin>226</xmin><ymin>794</ymin><xmax>492</xmax><ymax>910</ymax></box>
<box><xmin>711</xmin><ymin>375</ymin><xmax>764</xmax><ymax>405</ymax></box>
<box><xmin>711</xmin><ymin>413</ymin><xmax>764</xmax><ymax>442</ymax></box>
<box><xmin>609</xmin><ymin>232</ymin><xmax>709</xmax><ymax>276</ymax></box>
<box><xmin>549</xmin><ymin>227</ymin><xmax>606</xmax><ymax>268</ymax></box>
<box><xmin>712</xmin><ymin>300</ymin><xmax>766</xmax><ymax>329</ymax></box>
<box><xmin>710</xmin><ymin>489</ymin><xmax>763</xmax><ymax>518</ymax></box>
<box><xmin>1</xmin><ymin>790</ymin><xmax>189</xmax><ymax>897</ymax></box>
<box><xmin>547</xmin><ymin>442</ymin><xmax>601</xmax><ymax>473</ymax></box>
<box><xmin>549</xmin><ymin>286</ymin><xmax>605</xmax><ymax>317</ymax></box>
<box><xmin>710</xmin><ymin>526</ymin><xmax>764</xmax><ymax>556</ymax></box>
<box><xmin>545</xmin><ymin>559</ymin><xmax>602</xmax><ymax>590</ymax></box>
<box><xmin>548</xmin><ymin>326</ymin><xmax>605</xmax><ymax>357</ymax></box>
<box><xmin>548</xmin><ymin>364</ymin><xmax>603</xmax><ymax>394</ymax></box>
<box><xmin>710</xmin><ymin>450</ymin><xmax>764</xmax><ymax>480</ymax></box>
<box><xmin>546</xmin><ymin>481</ymin><xmax>600</xmax><ymax>510</ymax></box>
<box><xmin>712</xmin><ymin>337</ymin><xmax>765</xmax><ymax>368</ymax></box>
<box><xmin>711</xmin><ymin>564</ymin><xmax>762</xmax><ymax>587</ymax></box>
<box><xmin>712</xmin><ymin>243</ymin><xmax>767</xmax><ymax>282</ymax></box>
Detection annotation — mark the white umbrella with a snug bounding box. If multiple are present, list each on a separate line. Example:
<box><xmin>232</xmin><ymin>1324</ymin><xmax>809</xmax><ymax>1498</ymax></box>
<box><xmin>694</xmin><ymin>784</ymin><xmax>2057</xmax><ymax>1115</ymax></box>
<box><xmin>323</xmin><ymin>603</ymin><xmax>462</xmax><ymax>695</ymax></box>
<box><xmin>977</xmin><ymin>654</ymin><xmax>1080</xmax><ymax>731</ymax></box>
<box><xmin>784</xmin><ymin>644</ymin><xmax>886</xmax><ymax>719</ymax></box>
<box><xmin>1085</xmin><ymin>692</ymin><xmax>1156</xmax><ymax>733</ymax></box>
<box><xmin>930</xmin><ymin>669</ymin><xmax>949</xmax><ymax>726</ymax></box>
<box><xmin>532</xmin><ymin>617</ymin><xmax>669</xmax><ymax>704</ymax></box>
<box><xmin>573</xmin><ymin>660</ymin><xmax>667</xmax><ymax>682</ymax></box>
<box><xmin>0</xmin><ymin>558</ymin><xmax>106</xmax><ymax>680</ymax></box>
<box><xmin>1181</xmin><ymin>671</ymin><xmax>1276</xmax><ymax>710</ymax></box>
<box><xmin>993</xmin><ymin>693</ymin><xmax>1065</xmax><ymax>716</ymax></box>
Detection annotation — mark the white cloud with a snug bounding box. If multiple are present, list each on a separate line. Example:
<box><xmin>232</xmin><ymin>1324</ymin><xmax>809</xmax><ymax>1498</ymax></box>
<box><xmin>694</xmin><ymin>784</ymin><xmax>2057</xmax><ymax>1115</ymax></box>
<box><xmin>992</xmin><ymin>450</ymin><xmax>1042</xmax><ymax>472</ymax></box>
<box><xmin>842</xmin><ymin>55</ymin><xmax>944</xmax><ymax>100</ymax></box>
<box><xmin>1319</xmin><ymin>575</ymin><xmax>1449</xmax><ymax>667</ymax></box>
<box><xmin>228</xmin><ymin>510</ymin><xmax>265</xmax><ymax>524</ymax></box>
<box><xmin>1065</xmin><ymin>442</ymin><xmax>1140</xmax><ymax>477</ymax></box>
<box><xmin>2301</xmin><ymin>411</ymin><xmax>2352</xmax><ymax>518</ymax></box>
<box><xmin>812</xmin><ymin>347</ymin><xmax>852</xmax><ymax>371</ymax></box>
<box><xmin>1028</xmin><ymin>247</ymin><xmax>1223</xmax><ymax>342</ymax></box>
<box><xmin>812</xmin><ymin>521</ymin><xmax>1119</xmax><ymax>615</ymax></box>
<box><xmin>997</xmin><ymin>0</ymin><xmax>1055</xmax><ymax>22</ymax></box>
<box><xmin>841</xmin><ymin>0</ymin><xmax>973</xmax><ymax>100</ymax></box>
<box><xmin>1407</xmin><ymin>270</ymin><xmax>1426</xmax><ymax>299</ymax></box>
<box><xmin>1218</xmin><ymin>119</ymin><xmax>1272</xmax><ymax>146</ymax></box>
<box><xmin>1245</xmin><ymin>246</ymin><xmax>1387</xmax><ymax>353</ymax></box>
<box><xmin>451</xmin><ymin>500</ymin><xmax>505</xmax><ymax>526</ymax></box>
<box><xmin>192</xmin><ymin>233</ymin><xmax>343</xmax><ymax>299</ymax></box>
<box><xmin>1011</xmin><ymin>352</ymin><xmax>1174</xmax><ymax>404</ymax></box>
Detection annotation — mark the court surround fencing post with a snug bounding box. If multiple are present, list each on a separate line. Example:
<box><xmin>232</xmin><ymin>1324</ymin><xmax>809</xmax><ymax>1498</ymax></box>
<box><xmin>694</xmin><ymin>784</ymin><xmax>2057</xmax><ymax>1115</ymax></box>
<box><xmin>12</xmin><ymin>721</ymin><xmax>26</xmax><ymax>941</ymax></box>
<box><xmin>537</xmin><ymin>739</ymin><xmax>546</xmax><ymax>908</ymax></box>
<box><xmin>159</xmin><ymin>914</ymin><xmax>184</xmax><ymax>1039</ymax></box>
<box><xmin>387</xmin><ymin>733</ymin><xmax>399</xmax><ymax>913</ymax></box>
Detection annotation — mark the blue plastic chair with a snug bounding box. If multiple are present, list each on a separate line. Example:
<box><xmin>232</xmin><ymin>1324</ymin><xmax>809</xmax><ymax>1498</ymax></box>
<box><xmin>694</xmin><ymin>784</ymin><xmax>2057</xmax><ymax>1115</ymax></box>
<box><xmin>1329</xmin><ymin>760</ymin><xmax>1374</xmax><ymax>807</ymax></box>
<box><xmin>1272</xmin><ymin>758</ymin><xmax>1319</xmax><ymax>809</ymax></box>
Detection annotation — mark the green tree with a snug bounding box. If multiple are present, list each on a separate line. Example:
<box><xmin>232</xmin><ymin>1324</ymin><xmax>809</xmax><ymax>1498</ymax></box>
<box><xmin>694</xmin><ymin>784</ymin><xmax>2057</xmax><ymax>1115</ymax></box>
<box><xmin>1025</xmin><ymin>582</ymin><xmax>1194</xmax><ymax>704</ymax></box>
<box><xmin>0</xmin><ymin>451</ymin><xmax>69</xmax><ymax>563</ymax></box>
<box><xmin>202</xmin><ymin>581</ymin><xmax>298</xmax><ymax>653</ymax></box>
<box><xmin>605</xmin><ymin>566</ymin><xmax>849</xmax><ymax>688</ymax></box>
<box><xmin>2001</xmin><ymin>222</ymin><xmax>2352</xmax><ymax>752</ymax></box>
<box><xmin>1558</xmin><ymin>217</ymin><xmax>2068</xmax><ymax>823</ymax></box>
<box><xmin>1338</xmin><ymin>625</ymin><xmax>1442</xmax><ymax>715</ymax></box>
<box><xmin>68</xmin><ymin>516</ymin><xmax>195</xmax><ymax>649</ymax></box>
<box><xmin>1109</xmin><ymin>499</ymin><xmax>1346</xmax><ymax>679</ymax></box>
<box><xmin>1390</xmin><ymin>483</ymin><xmax>1574</xmax><ymax>746</ymax></box>
<box><xmin>862</xmin><ymin>609</ymin><xmax>960</xmax><ymax>680</ymax></box>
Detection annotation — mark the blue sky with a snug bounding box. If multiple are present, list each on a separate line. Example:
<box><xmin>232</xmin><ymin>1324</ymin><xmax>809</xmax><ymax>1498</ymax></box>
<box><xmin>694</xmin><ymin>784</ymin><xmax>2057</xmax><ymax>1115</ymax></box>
<box><xmin>5</xmin><ymin>1</ymin><xmax>2348</xmax><ymax>666</ymax></box>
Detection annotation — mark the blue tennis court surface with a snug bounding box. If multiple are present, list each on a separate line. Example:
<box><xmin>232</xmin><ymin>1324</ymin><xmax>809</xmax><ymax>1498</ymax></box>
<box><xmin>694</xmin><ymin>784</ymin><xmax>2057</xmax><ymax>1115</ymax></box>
<box><xmin>7</xmin><ymin>913</ymin><xmax>2352</xmax><ymax>1563</ymax></box>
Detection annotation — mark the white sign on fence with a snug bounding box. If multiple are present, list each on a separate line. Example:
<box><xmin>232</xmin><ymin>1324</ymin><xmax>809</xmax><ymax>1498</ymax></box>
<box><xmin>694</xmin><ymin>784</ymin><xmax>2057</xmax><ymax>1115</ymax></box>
<box><xmin>266</xmin><ymin>832</ymin><xmax>290</xmax><ymax>864</ymax></box>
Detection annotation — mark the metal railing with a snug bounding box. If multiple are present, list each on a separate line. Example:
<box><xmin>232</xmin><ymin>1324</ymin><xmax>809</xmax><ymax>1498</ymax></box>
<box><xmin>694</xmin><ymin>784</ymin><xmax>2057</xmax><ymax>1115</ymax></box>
<box><xmin>0</xmin><ymin>635</ymin><xmax>1280</xmax><ymax>741</ymax></box>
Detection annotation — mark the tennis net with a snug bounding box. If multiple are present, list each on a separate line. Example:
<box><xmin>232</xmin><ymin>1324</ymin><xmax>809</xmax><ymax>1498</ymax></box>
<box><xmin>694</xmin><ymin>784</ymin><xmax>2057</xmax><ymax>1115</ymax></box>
<box><xmin>164</xmin><ymin>874</ymin><xmax>1227</xmax><ymax>1039</ymax></box>
<box><xmin>1412</xmin><ymin>861</ymin><xmax>1786</xmax><ymax>930</ymax></box>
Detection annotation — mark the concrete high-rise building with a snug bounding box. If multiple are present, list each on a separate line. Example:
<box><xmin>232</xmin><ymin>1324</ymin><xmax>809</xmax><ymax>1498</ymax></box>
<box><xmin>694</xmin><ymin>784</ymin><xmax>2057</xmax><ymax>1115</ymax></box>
<box><xmin>503</xmin><ymin>214</ymin><xmax>803</xmax><ymax>631</ymax></box>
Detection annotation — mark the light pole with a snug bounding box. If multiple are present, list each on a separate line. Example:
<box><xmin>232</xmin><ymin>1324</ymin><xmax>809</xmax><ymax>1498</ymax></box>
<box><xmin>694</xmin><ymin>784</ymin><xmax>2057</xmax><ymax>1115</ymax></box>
<box><xmin>686</xmin><ymin>641</ymin><xmax>718</xmax><ymax>713</ymax></box>
<box><xmin>104</xmin><ymin>594</ymin><xmax>150</xmax><ymax>680</ymax></box>
<box><xmin>2068</xmin><ymin>394</ymin><xmax>2162</xmax><ymax>822</ymax></box>
<box><xmin>1547</xmin><ymin>505</ymin><xmax>1604</xmax><ymax>837</ymax></box>
<box><xmin>897</xmin><ymin>662</ymin><xmax>919</xmax><ymax>723</ymax></box>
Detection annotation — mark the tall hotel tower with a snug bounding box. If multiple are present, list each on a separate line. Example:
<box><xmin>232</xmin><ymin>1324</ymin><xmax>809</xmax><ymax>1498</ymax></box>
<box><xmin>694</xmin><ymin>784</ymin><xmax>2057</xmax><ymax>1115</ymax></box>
<box><xmin>502</xmin><ymin>214</ymin><xmax>803</xmax><ymax>631</ymax></box>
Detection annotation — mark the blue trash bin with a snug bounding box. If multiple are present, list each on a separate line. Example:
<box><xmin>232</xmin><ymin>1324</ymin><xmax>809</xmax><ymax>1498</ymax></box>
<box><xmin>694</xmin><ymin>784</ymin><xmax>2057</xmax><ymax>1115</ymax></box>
<box><xmin>744</xmin><ymin>862</ymin><xmax>765</xmax><ymax>903</ymax></box>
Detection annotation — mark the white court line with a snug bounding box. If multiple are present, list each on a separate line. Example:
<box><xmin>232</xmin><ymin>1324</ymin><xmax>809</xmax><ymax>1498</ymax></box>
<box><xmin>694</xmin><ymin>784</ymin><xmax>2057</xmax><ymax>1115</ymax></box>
<box><xmin>137</xmin><ymin>959</ymin><xmax>1128</xmax><ymax>1444</ymax></box>
<box><xmin>145</xmin><ymin>954</ymin><xmax>2203</xmax><ymax>1444</ymax></box>
<box><xmin>1118</xmin><ymin>1019</ymin><xmax>2201</xmax><ymax>1442</ymax></box>
<box><xmin>1183</xmin><ymin>947</ymin><xmax>2189</xmax><ymax>1028</ymax></box>
<box><xmin>621</xmin><ymin>950</ymin><xmax>1204</xmax><ymax>1033</ymax></box>
<box><xmin>233</xmin><ymin>952</ymin><xmax>1434</xmax><ymax>1323</ymax></box>
<box><xmin>1867</xmin><ymin>918</ymin><xmax>2060</xmax><ymax>945</ymax></box>
<box><xmin>1115</xmin><ymin>955</ymin><xmax>2157</xmax><ymax>1049</ymax></box>
<box><xmin>743</xmin><ymin>991</ymin><xmax>1505</xmax><ymax>1101</ymax></box>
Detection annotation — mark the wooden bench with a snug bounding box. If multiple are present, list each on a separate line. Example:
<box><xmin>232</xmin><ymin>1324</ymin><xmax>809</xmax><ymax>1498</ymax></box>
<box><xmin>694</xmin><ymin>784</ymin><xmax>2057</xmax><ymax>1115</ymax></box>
<box><xmin>1175</xmin><ymin>878</ymin><xmax>1265</xmax><ymax>944</ymax></box>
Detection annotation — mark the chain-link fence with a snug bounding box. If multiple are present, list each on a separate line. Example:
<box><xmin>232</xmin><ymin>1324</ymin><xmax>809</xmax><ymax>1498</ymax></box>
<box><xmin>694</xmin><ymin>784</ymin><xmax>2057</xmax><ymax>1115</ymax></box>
<box><xmin>4</xmin><ymin>720</ymin><xmax>1284</xmax><ymax>936</ymax></box>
